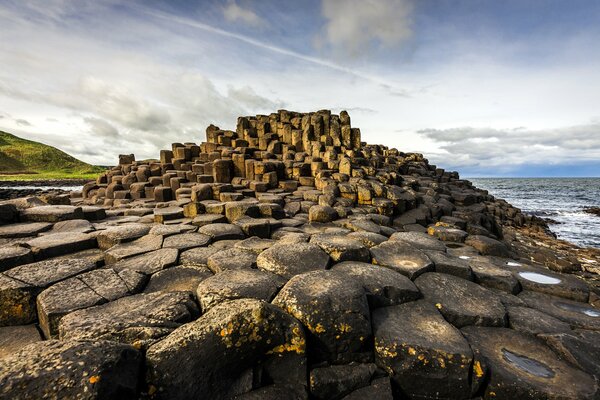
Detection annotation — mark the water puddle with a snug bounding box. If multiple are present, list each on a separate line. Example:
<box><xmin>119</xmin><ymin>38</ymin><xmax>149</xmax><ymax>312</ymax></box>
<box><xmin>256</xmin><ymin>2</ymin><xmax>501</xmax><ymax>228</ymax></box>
<box><xmin>518</xmin><ymin>272</ymin><xmax>561</xmax><ymax>285</ymax></box>
<box><xmin>556</xmin><ymin>302</ymin><xmax>600</xmax><ymax>317</ymax></box>
<box><xmin>502</xmin><ymin>348</ymin><xmax>555</xmax><ymax>378</ymax></box>
<box><xmin>506</xmin><ymin>261</ymin><xmax>521</xmax><ymax>267</ymax></box>
<box><xmin>459</xmin><ymin>256</ymin><xmax>471</xmax><ymax>260</ymax></box>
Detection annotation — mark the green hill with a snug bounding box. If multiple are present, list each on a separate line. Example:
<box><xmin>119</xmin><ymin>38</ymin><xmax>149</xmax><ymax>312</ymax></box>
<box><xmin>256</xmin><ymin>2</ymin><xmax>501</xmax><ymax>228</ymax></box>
<box><xmin>0</xmin><ymin>131</ymin><xmax>105</xmax><ymax>180</ymax></box>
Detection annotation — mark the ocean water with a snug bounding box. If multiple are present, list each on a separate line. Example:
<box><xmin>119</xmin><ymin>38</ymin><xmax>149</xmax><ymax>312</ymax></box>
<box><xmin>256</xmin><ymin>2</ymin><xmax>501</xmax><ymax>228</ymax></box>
<box><xmin>470</xmin><ymin>178</ymin><xmax>600</xmax><ymax>248</ymax></box>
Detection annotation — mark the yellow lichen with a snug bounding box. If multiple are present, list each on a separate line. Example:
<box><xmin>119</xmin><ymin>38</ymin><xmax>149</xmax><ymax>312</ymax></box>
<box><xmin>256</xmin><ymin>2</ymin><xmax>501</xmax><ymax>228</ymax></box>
<box><xmin>474</xmin><ymin>360</ymin><xmax>484</xmax><ymax>378</ymax></box>
<box><xmin>407</xmin><ymin>347</ymin><xmax>416</xmax><ymax>356</ymax></box>
<box><xmin>435</xmin><ymin>303</ymin><xmax>443</xmax><ymax>310</ymax></box>
<box><xmin>314</xmin><ymin>323</ymin><xmax>326</xmax><ymax>333</ymax></box>
<box><xmin>89</xmin><ymin>375</ymin><xmax>100</xmax><ymax>384</ymax></box>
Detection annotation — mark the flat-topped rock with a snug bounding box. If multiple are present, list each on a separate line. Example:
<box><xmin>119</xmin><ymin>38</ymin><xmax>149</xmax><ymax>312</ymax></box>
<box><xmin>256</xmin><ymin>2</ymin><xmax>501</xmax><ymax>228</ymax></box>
<box><xmin>192</xmin><ymin>213</ymin><xmax>228</xmax><ymax>227</ymax></box>
<box><xmin>149</xmin><ymin>223</ymin><xmax>197</xmax><ymax>237</ymax></box>
<box><xmin>518</xmin><ymin>290</ymin><xmax>600</xmax><ymax>330</ymax></box>
<box><xmin>154</xmin><ymin>206</ymin><xmax>184</xmax><ymax>223</ymax></box>
<box><xmin>539</xmin><ymin>330</ymin><xmax>600</xmax><ymax>378</ymax></box>
<box><xmin>162</xmin><ymin>232</ymin><xmax>211</xmax><ymax>250</ymax></box>
<box><xmin>309</xmin><ymin>233</ymin><xmax>370</xmax><ymax>263</ymax></box>
<box><xmin>507</xmin><ymin>306</ymin><xmax>572</xmax><ymax>335</ymax></box>
<box><xmin>427</xmin><ymin>225</ymin><xmax>468</xmax><ymax>242</ymax></box>
<box><xmin>104</xmin><ymin>234</ymin><xmax>163</xmax><ymax>264</ymax></box>
<box><xmin>179</xmin><ymin>246</ymin><xmax>220</xmax><ymax>267</ymax></box>
<box><xmin>309</xmin><ymin>363</ymin><xmax>377</xmax><ymax>400</ymax></box>
<box><xmin>509</xmin><ymin>266</ymin><xmax>589</xmax><ymax>302</ymax></box>
<box><xmin>0</xmin><ymin>324</ymin><xmax>42</xmax><ymax>358</ymax></box>
<box><xmin>20</xmin><ymin>205</ymin><xmax>83</xmax><ymax>222</ymax></box>
<box><xmin>0</xmin><ymin>222</ymin><xmax>52</xmax><ymax>238</ymax></box>
<box><xmin>25</xmin><ymin>232</ymin><xmax>96</xmax><ymax>260</ymax></box>
<box><xmin>59</xmin><ymin>291</ymin><xmax>199</xmax><ymax>349</ymax></box>
<box><xmin>389</xmin><ymin>231</ymin><xmax>447</xmax><ymax>252</ymax></box>
<box><xmin>198</xmin><ymin>223</ymin><xmax>245</xmax><ymax>241</ymax></box>
<box><xmin>0</xmin><ymin>245</ymin><xmax>33</xmax><ymax>271</ymax></box>
<box><xmin>465</xmin><ymin>235</ymin><xmax>510</xmax><ymax>257</ymax></box>
<box><xmin>143</xmin><ymin>265</ymin><xmax>213</xmax><ymax>296</ymax></box>
<box><xmin>257</xmin><ymin>242</ymin><xmax>330</xmax><ymax>279</ymax></box>
<box><xmin>207</xmin><ymin>248</ymin><xmax>257</xmax><ymax>272</ymax></box>
<box><xmin>96</xmin><ymin>223</ymin><xmax>152</xmax><ymax>250</ymax></box>
<box><xmin>462</xmin><ymin>326</ymin><xmax>598</xmax><ymax>399</ymax></box>
<box><xmin>234</xmin><ymin>237</ymin><xmax>276</xmax><ymax>254</ymax></box>
<box><xmin>50</xmin><ymin>219</ymin><xmax>94</xmax><ymax>234</ymax></box>
<box><xmin>424</xmin><ymin>250</ymin><xmax>474</xmax><ymax>280</ymax></box>
<box><xmin>112</xmin><ymin>247</ymin><xmax>179</xmax><ymax>275</ymax></box>
<box><xmin>370</xmin><ymin>241</ymin><xmax>434</xmax><ymax>280</ymax></box>
<box><xmin>372</xmin><ymin>300</ymin><xmax>473</xmax><ymax>399</ymax></box>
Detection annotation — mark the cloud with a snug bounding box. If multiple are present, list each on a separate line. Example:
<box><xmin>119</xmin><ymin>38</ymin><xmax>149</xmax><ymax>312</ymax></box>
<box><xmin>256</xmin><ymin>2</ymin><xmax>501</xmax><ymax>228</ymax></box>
<box><xmin>15</xmin><ymin>118</ymin><xmax>31</xmax><ymax>126</ymax></box>
<box><xmin>227</xmin><ymin>85</ymin><xmax>282</xmax><ymax>111</ymax></box>
<box><xmin>223</xmin><ymin>1</ymin><xmax>263</xmax><ymax>27</ymax></box>
<box><xmin>418</xmin><ymin>124</ymin><xmax>600</xmax><ymax>174</ymax></box>
<box><xmin>84</xmin><ymin>116</ymin><xmax>119</xmax><ymax>138</ymax></box>
<box><xmin>319</xmin><ymin>0</ymin><xmax>414</xmax><ymax>57</ymax></box>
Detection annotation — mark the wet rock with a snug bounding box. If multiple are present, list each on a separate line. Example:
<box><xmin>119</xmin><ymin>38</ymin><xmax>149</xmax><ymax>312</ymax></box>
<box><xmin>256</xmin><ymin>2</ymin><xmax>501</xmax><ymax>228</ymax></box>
<box><xmin>372</xmin><ymin>300</ymin><xmax>473</xmax><ymax>399</ymax></box>
<box><xmin>0</xmin><ymin>222</ymin><xmax>52</xmax><ymax>238</ymax></box>
<box><xmin>144</xmin><ymin>265</ymin><xmax>213</xmax><ymax>295</ymax></box>
<box><xmin>37</xmin><ymin>268</ymin><xmax>146</xmax><ymax>338</ymax></box>
<box><xmin>511</xmin><ymin>267</ymin><xmax>589</xmax><ymax>302</ymax></box>
<box><xmin>104</xmin><ymin>234</ymin><xmax>163</xmax><ymax>264</ymax></box>
<box><xmin>198</xmin><ymin>223</ymin><xmax>245</xmax><ymax>241</ymax></box>
<box><xmin>162</xmin><ymin>232</ymin><xmax>211</xmax><ymax>250</ymax></box>
<box><xmin>538</xmin><ymin>330</ymin><xmax>600</xmax><ymax>378</ymax></box>
<box><xmin>26</xmin><ymin>232</ymin><xmax>96</xmax><ymax>260</ymax></box>
<box><xmin>309</xmin><ymin>363</ymin><xmax>377</xmax><ymax>400</ymax></box>
<box><xmin>112</xmin><ymin>248</ymin><xmax>179</xmax><ymax>275</ymax></box>
<box><xmin>370</xmin><ymin>241</ymin><xmax>433</xmax><ymax>280</ymax></box>
<box><xmin>415</xmin><ymin>272</ymin><xmax>507</xmax><ymax>328</ymax></box>
<box><xmin>257</xmin><ymin>242</ymin><xmax>330</xmax><ymax>279</ymax></box>
<box><xmin>0</xmin><ymin>245</ymin><xmax>33</xmax><ymax>271</ymax></box>
<box><xmin>0</xmin><ymin>340</ymin><xmax>142</xmax><ymax>399</ymax></box>
<box><xmin>0</xmin><ymin>325</ymin><xmax>42</xmax><ymax>358</ymax></box>
<box><xmin>507</xmin><ymin>306</ymin><xmax>572</xmax><ymax>335</ymax></box>
<box><xmin>197</xmin><ymin>269</ymin><xmax>285</xmax><ymax>311</ymax></box>
<box><xmin>207</xmin><ymin>248</ymin><xmax>258</xmax><ymax>272</ymax></box>
<box><xmin>518</xmin><ymin>290</ymin><xmax>600</xmax><ymax>330</ymax></box>
<box><xmin>465</xmin><ymin>235</ymin><xmax>510</xmax><ymax>257</ymax></box>
<box><xmin>59</xmin><ymin>291</ymin><xmax>199</xmax><ymax>349</ymax></box>
<box><xmin>331</xmin><ymin>261</ymin><xmax>420</xmax><ymax>307</ymax></box>
<box><xmin>389</xmin><ymin>231</ymin><xmax>447</xmax><ymax>252</ymax></box>
<box><xmin>469</xmin><ymin>259</ymin><xmax>521</xmax><ymax>294</ymax></box>
<box><xmin>272</xmin><ymin>270</ymin><xmax>370</xmax><ymax>363</ymax></box>
<box><xmin>146</xmin><ymin>298</ymin><xmax>306</xmax><ymax>400</ymax></box>
<box><xmin>20</xmin><ymin>205</ymin><xmax>83</xmax><ymax>222</ymax></box>
<box><xmin>309</xmin><ymin>233</ymin><xmax>370</xmax><ymax>263</ymax></box>
<box><xmin>462</xmin><ymin>326</ymin><xmax>598</xmax><ymax>400</ymax></box>
<box><xmin>96</xmin><ymin>223</ymin><xmax>152</xmax><ymax>250</ymax></box>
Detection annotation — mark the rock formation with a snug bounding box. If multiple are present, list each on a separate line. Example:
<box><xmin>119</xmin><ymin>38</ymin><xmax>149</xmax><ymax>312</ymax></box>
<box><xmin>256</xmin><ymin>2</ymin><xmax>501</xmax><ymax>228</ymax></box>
<box><xmin>0</xmin><ymin>110</ymin><xmax>599</xmax><ymax>399</ymax></box>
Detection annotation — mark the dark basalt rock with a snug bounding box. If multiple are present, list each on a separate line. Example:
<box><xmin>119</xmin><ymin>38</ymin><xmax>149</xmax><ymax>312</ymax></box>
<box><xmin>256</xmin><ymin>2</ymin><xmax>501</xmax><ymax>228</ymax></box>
<box><xmin>257</xmin><ymin>242</ymin><xmax>330</xmax><ymax>279</ymax></box>
<box><xmin>96</xmin><ymin>223</ymin><xmax>152</xmax><ymax>250</ymax></box>
<box><xmin>309</xmin><ymin>363</ymin><xmax>377</xmax><ymax>400</ymax></box>
<box><xmin>464</xmin><ymin>235</ymin><xmax>510</xmax><ymax>257</ymax></box>
<box><xmin>143</xmin><ymin>265</ymin><xmax>213</xmax><ymax>296</ymax></box>
<box><xmin>0</xmin><ymin>324</ymin><xmax>42</xmax><ymax>358</ymax></box>
<box><xmin>370</xmin><ymin>241</ymin><xmax>434</xmax><ymax>280</ymax></box>
<box><xmin>518</xmin><ymin>290</ymin><xmax>600</xmax><ymax>330</ymax></box>
<box><xmin>104</xmin><ymin>234</ymin><xmax>163</xmax><ymax>264</ymax></box>
<box><xmin>507</xmin><ymin>306</ymin><xmax>572</xmax><ymax>335</ymax></box>
<box><xmin>389</xmin><ymin>231</ymin><xmax>447</xmax><ymax>252</ymax></box>
<box><xmin>20</xmin><ymin>205</ymin><xmax>83</xmax><ymax>222</ymax></box>
<box><xmin>309</xmin><ymin>233</ymin><xmax>371</xmax><ymax>263</ymax></box>
<box><xmin>0</xmin><ymin>245</ymin><xmax>33</xmax><ymax>271</ymax></box>
<box><xmin>538</xmin><ymin>330</ymin><xmax>600</xmax><ymax>378</ymax></box>
<box><xmin>340</xmin><ymin>377</ymin><xmax>393</xmax><ymax>399</ymax></box>
<box><xmin>26</xmin><ymin>231</ymin><xmax>96</xmax><ymax>260</ymax></box>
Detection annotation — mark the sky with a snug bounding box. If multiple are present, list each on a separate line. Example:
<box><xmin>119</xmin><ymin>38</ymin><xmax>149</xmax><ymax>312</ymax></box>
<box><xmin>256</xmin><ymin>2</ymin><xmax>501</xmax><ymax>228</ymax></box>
<box><xmin>1</xmin><ymin>0</ymin><xmax>599</xmax><ymax>177</ymax></box>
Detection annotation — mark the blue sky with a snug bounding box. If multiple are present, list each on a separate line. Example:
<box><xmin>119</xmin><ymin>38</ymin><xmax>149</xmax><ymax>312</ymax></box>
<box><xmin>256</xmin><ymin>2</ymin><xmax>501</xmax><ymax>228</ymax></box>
<box><xmin>1</xmin><ymin>0</ymin><xmax>599</xmax><ymax>177</ymax></box>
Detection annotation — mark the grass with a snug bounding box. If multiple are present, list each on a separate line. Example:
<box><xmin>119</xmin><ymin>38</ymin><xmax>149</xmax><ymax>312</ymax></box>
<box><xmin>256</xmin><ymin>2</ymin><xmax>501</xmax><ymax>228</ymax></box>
<box><xmin>0</xmin><ymin>131</ymin><xmax>105</xmax><ymax>181</ymax></box>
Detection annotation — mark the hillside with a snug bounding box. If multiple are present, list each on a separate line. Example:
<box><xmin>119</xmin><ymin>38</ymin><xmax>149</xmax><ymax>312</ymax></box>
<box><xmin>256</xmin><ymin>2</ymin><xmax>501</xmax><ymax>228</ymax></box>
<box><xmin>0</xmin><ymin>131</ymin><xmax>104</xmax><ymax>180</ymax></box>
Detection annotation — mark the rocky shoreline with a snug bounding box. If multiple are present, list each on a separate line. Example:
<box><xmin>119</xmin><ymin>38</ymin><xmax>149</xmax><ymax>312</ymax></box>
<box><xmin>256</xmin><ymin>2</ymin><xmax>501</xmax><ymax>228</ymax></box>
<box><xmin>0</xmin><ymin>110</ymin><xmax>598</xmax><ymax>399</ymax></box>
<box><xmin>0</xmin><ymin>179</ymin><xmax>88</xmax><ymax>201</ymax></box>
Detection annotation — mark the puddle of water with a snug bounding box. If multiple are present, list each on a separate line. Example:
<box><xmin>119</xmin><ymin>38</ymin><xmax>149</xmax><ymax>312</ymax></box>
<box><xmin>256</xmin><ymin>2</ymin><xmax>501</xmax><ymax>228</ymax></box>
<box><xmin>502</xmin><ymin>348</ymin><xmax>555</xmax><ymax>378</ymax></box>
<box><xmin>459</xmin><ymin>256</ymin><xmax>471</xmax><ymax>260</ymax></box>
<box><xmin>556</xmin><ymin>302</ymin><xmax>600</xmax><ymax>317</ymax></box>
<box><xmin>507</xmin><ymin>261</ymin><xmax>521</xmax><ymax>267</ymax></box>
<box><xmin>518</xmin><ymin>272</ymin><xmax>561</xmax><ymax>285</ymax></box>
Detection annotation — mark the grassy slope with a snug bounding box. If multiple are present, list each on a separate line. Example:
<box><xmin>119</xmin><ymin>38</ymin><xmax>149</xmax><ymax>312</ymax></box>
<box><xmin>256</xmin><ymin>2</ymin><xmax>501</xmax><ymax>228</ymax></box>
<box><xmin>0</xmin><ymin>131</ymin><xmax>105</xmax><ymax>180</ymax></box>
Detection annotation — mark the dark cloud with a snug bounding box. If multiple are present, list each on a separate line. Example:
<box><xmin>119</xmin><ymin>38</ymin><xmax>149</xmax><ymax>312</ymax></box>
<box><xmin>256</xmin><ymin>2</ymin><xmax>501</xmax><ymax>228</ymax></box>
<box><xmin>15</xmin><ymin>119</ymin><xmax>31</xmax><ymax>126</ymax></box>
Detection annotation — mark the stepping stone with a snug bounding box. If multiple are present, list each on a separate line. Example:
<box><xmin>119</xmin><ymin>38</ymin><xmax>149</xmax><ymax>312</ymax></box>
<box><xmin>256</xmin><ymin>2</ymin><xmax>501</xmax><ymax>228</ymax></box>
<box><xmin>59</xmin><ymin>291</ymin><xmax>199</xmax><ymax>349</ymax></box>
<box><xmin>389</xmin><ymin>231</ymin><xmax>447</xmax><ymax>252</ymax></box>
<box><xmin>257</xmin><ymin>242</ymin><xmax>330</xmax><ymax>279</ymax></box>
<box><xmin>507</xmin><ymin>306</ymin><xmax>572</xmax><ymax>335</ymax></box>
<box><xmin>143</xmin><ymin>266</ymin><xmax>213</xmax><ymax>296</ymax></box>
<box><xmin>464</xmin><ymin>235</ymin><xmax>510</xmax><ymax>257</ymax></box>
<box><xmin>233</xmin><ymin>217</ymin><xmax>271</xmax><ymax>238</ymax></box>
<box><xmin>518</xmin><ymin>291</ymin><xmax>600</xmax><ymax>330</ymax></box>
<box><xmin>148</xmin><ymin>224</ymin><xmax>197</xmax><ymax>237</ymax></box>
<box><xmin>346</xmin><ymin>231</ymin><xmax>387</xmax><ymax>248</ymax></box>
<box><xmin>423</xmin><ymin>250</ymin><xmax>474</xmax><ymax>280</ymax></box>
<box><xmin>198</xmin><ymin>223</ymin><xmax>245</xmax><ymax>241</ymax></box>
<box><xmin>341</xmin><ymin>377</ymin><xmax>393</xmax><ymax>400</ymax></box>
<box><xmin>372</xmin><ymin>300</ymin><xmax>473</xmax><ymax>400</ymax></box>
<box><xmin>0</xmin><ymin>246</ymin><xmax>33</xmax><ymax>271</ymax></box>
<box><xmin>154</xmin><ymin>206</ymin><xmax>184</xmax><ymax>223</ymax></box>
<box><xmin>224</xmin><ymin>201</ymin><xmax>261</xmax><ymax>222</ymax></box>
<box><xmin>95</xmin><ymin>223</ymin><xmax>152</xmax><ymax>250</ymax></box>
<box><xmin>369</xmin><ymin>241</ymin><xmax>433</xmax><ymax>280</ymax></box>
<box><xmin>112</xmin><ymin>248</ymin><xmax>178</xmax><ymax>275</ymax></box>
<box><xmin>146</xmin><ymin>299</ymin><xmax>305</xmax><ymax>400</ymax></box>
<box><xmin>0</xmin><ymin>222</ymin><xmax>52</xmax><ymax>238</ymax></box>
<box><xmin>510</xmin><ymin>266</ymin><xmax>589</xmax><ymax>302</ymax></box>
<box><xmin>309</xmin><ymin>233</ymin><xmax>370</xmax><ymax>262</ymax></box>
<box><xmin>539</xmin><ymin>330</ymin><xmax>600</xmax><ymax>378</ymax></box>
<box><xmin>0</xmin><ymin>325</ymin><xmax>42</xmax><ymax>358</ymax></box>
<box><xmin>207</xmin><ymin>248</ymin><xmax>257</xmax><ymax>272</ymax></box>
<box><xmin>331</xmin><ymin>261</ymin><xmax>421</xmax><ymax>307</ymax></box>
<box><xmin>104</xmin><ymin>234</ymin><xmax>163</xmax><ymax>264</ymax></box>
<box><xmin>179</xmin><ymin>247</ymin><xmax>220</xmax><ymax>266</ymax></box>
<box><xmin>0</xmin><ymin>340</ymin><xmax>142</xmax><ymax>399</ymax></box>
<box><xmin>0</xmin><ymin>258</ymin><xmax>98</xmax><ymax>326</ymax></box>
<box><xmin>196</xmin><ymin>269</ymin><xmax>285</xmax><ymax>311</ymax></box>
<box><xmin>341</xmin><ymin>218</ymin><xmax>383</xmax><ymax>234</ymax></box>
<box><xmin>309</xmin><ymin>363</ymin><xmax>377</xmax><ymax>400</ymax></box>
<box><xmin>192</xmin><ymin>214</ymin><xmax>228</xmax><ymax>227</ymax></box>
<box><xmin>427</xmin><ymin>225</ymin><xmax>468</xmax><ymax>243</ymax></box>
<box><xmin>273</xmin><ymin>270</ymin><xmax>370</xmax><ymax>363</ymax></box>
<box><xmin>25</xmin><ymin>232</ymin><xmax>96</xmax><ymax>260</ymax></box>
<box><xmin>462</xmin><ymin>326</ymin><xmax>598</xmax><ymax>399</ymax></box>
<box><xmin>20</xmin><ymin>205</ymin><xmax>83</xmax><ymax>223</ymax></box>
<box><xmin>468</xmin><ymin>259</ymin><xmax>521</xmax><ymax>294</ymax></box>
<box><xmin>308</xmin><ymin>205</ymin><xmax>338</xmax><ymax>223</ymax></box>
<box><xmin>50</xmin><ymin>219</ymin><xmax>94</xmax><ymax>234</ymax></box>
<box><xmin>162</xmin><ymin>233</ymin><xmax>211</xmax><ymax>250</ymax></box>
<box><xmin>234</xmin><ymin>237</ymin><xmax>276</xmax><ymax>254</ymax></box>
<box><xmin>81</xmin><ymin>205</ymin><xmax>107</xmax><ymax>220</ymax></box>
<box><xmin>36</xmin><ymin>268</ymin><xmax>146</xmax><ymax>339</ymax></box>
<box><xmin>415</xmin><ymin>272</ymin><xmax>507</xmax><ymax>328</ymax></box>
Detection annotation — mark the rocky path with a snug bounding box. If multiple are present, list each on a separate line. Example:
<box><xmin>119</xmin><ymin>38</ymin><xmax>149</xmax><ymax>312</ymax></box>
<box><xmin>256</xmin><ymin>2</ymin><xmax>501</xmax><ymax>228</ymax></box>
<box><xmin>0</xmin><ymin>109</ymin><xmax>598</xmax><ymax>399</ymax></box>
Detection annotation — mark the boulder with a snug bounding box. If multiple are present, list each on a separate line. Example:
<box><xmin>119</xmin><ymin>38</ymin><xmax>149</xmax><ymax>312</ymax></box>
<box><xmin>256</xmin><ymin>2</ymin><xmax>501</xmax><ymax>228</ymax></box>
<box><xmin>257</xmin><ymin>242</ymin><xmax>330</xmax><ymax>279</ymax></box>
<box><xmin>465</xmin><ymin>235</ymin><xmax>510</xmax><ymax>257</ymax></box>
<box><xmin>309</xmin><ymin>233</ymin><xmax>370</xmax><ymax>263</ymax></box>
<box><xmin>370</xmin><ymin>241</ymin><xmax>433</xmax><ymax>280</ymax></box>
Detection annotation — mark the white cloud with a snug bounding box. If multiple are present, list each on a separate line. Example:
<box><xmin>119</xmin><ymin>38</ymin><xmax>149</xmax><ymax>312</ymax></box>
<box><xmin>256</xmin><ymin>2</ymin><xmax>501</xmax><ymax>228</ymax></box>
<box><xmin>319</xmin><ymin>0</ymin><xmax>414</xmax><ymax>57</ymax></box>
<box><xmin>84</xmin><ymin>116</ymin><xmax>119</xmax><ymax>138</ymax></box>
<box><xmin>223</xmin><ymin>1</ymin><xmax>263</xmax><ymax>27</ymax></box>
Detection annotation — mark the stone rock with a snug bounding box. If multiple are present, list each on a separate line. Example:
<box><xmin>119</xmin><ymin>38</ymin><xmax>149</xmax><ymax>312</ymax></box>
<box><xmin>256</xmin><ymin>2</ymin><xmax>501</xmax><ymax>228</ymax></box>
<box><xmin>518</xmin><ymin>290</ymin><xmax>600</xmax><ymax>330</ymax></box>
<box><xmin>0</xmin><ymin>324</ymin><xmax>42</xmax><ymax>358</ymax></box>
<box><xmin>309</xmin><ymin>205</ymin><xmax>338</xmax><ymax>223</ymax></box>
<box><xmin>331</xmin><ymin>261</ymin><xmax>421</xmax><ymax>307</ymax></box>
<box><xmin>423</xmin><ymin>250</ymin><xmax>474</xmax><ymax>280</ymax></box>
<box><xmin>207</xmin><ymin>248</ymin><xmax>258</xmax><ymax>272</ymax></box>
<box><xmin>144</xmin><ymin>265</ymin><xmax>213</xmax><ymax>296</ymax></box>
<box><xmin>427</xmin><ymin>225</ymin><xmax>468</xmax><ymax>243</ymax></box>
<box><xmin>146</xmin><ymin>298</ymin><xmax>306</xmax><ymax>400</ymax></box>
<box><xmin>51</xmin><ymin>219</ymin><xmax>94</xmax><ymax>234</ymax></box>
<box><xmin>154</xmin><ymin>206</ymin><xmax>184</xmax><ymax>223</ymax></box>
<box><xmin>96</xmin><ymin>223</ymin><xmax>152</xmax><ymax>250</ymax></box>
<box><xmin>162</xmin><ymin>232</ymin><xmax>211</xmax><ymax>250</ymax></box>
<box><xmin>20</xmin><ymin>205</ymin><xmax>83</xmax><ymax>222</ymax></box>
<box><xmin>538</xmin><ymin>330</ymin><xmax>600</xmax><ymax>378</ymax></box>
<box><xmin>234</xmin><ymin>237</ymin><xmax>276</xmax><ymax>254</ymax></box>
<box><xmin>511</xmin><ymin>267</ymin><xmax>589</xmax><ymax>302</ymax></box>
<box><xmin>309</xmin><ymin>233</ymin><xmax>370</xmax><ymax>263</ymax></box>
<box><xmin>272</xmin><ymin>270</ymin><xmax>370</xmax><ymax>363</ymax></box>
<box><xmin>0</xmin><ymin>245</ymin><xmax>33</xmax><ymax>271</ymax></box>
<box><xmin>233</xmin><ymin>384</ymin><xmax>307</xmax><ymax>399</ymax></box>
<box><xmin>198</xmin><ymin>223</ymin><xmax>245</xmax><ymax>241</ymax></box>
<box><xmin>59</xmin><ymin>291</ymin><xmax>199</xmax><ymax>349</ymax></box>
<box><xmin>507</xmin><ymin>306</ymin><xmax>572</xmax><ymax>335</ymax></box>
<box><xmin>468</xmin><ymin>259</ymin><xmax>521</xmax><ymax>294</ymax></box>
<box><xmin>112</xmin><ymin>248</ymin><xmax>179</xmax><ymax>275</ymax></box>
<box><xmin>0</xmin><ymin>340</ymin><xmax>142</xmax><ymax>399</ymax></box>
<box><xmin>196</xmin><ymin>269</ymin><xmax>285</xmax><ymax>311</ymax></box>
<box><xmin>372</xmin><ymin>300</ymin><xmax>473</xmax><ymax>399</ymax></box>
<box><xmin>370</xmin><ymin>241</ymin><xmax>434</xmax><ymax>280</ymax></box>
<box><xmin>0</xmin><ymin>222</ymin><xmax>52</xmax><ymax>238</ymax></box>
<box><xmin>179</xmin><ymin>246</ymin><xmax>220</xmax><ymax>266</ymax></box>
<box><xmin>462</xmin><ymin>326</ymin><xmax>598</xmax><ymax>399</ymax></box>
<box><xmin>415</xmin><ymin>272</ymin><xmax>507</xmax><ymax>328</ymax></box>
<box><xmin>26</xmin><ymin>232</ymin><xmax>96</xmax><ymax>260</ymax></box>
<box><xmin>465</xmin><ymin>235</ymin><xmax>510</xmax><ymax>257</ymax></box>
<box><xmin>309</xmin><ymin>363</ymin><xmax>377</xmax><ymax>400</ymax></box>
<box><xmin>389</xmin><ymin>231</ymin><xmax>447</xmax><ymax>252</ymax></box>
<box><xmin>257</xmin><ymin>242</ymin><xmax>330</xmax><ymax>279</ymax></box>
<box><xmin>340</xmin><ymin>377</ymin><xmax>393</xmax><ymax>400</ymax></box>
<box><xmin>192</xmin><ymin>213</ymin><xmax>228</xmax><ymax>227</ymax></box>
<box><xmin>37</xmin><ymin>268</ymin><xmax>146</xmax><ymax>338</ymax></box>
<box><xmin>148</xmin><ymin>223</ymin><xmax>197</xmax><ymax>237</ymax></box>
<box><xmin>346</xmin><ymin>231</ymin><xmax>387</xmax><ymax>248</ymax></box>
<box><xmin>104</xmin><ymin>234</ymin><xmax>163</xmax><ymax>264</ymax></box>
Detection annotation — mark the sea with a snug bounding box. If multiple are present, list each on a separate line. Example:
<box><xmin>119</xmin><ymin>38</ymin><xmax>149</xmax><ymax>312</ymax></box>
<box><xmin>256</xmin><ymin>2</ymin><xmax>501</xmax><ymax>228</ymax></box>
<box><xmin>469</xmin><ymin>178</ymin><xmax>600</xmax><ymax>249</ymax></box>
